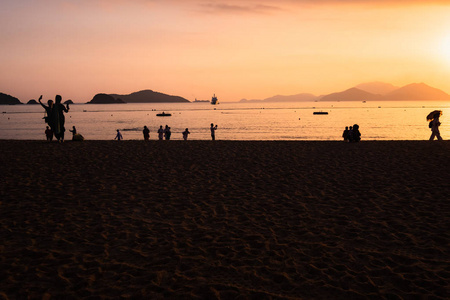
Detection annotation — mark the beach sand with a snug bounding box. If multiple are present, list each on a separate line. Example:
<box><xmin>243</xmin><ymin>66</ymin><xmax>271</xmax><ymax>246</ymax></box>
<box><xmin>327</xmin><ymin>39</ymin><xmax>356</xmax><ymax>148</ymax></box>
<box><xmin>1</xmin><ymin>140</ymin><xmax>449</xmax><ymax>299</ymax></box>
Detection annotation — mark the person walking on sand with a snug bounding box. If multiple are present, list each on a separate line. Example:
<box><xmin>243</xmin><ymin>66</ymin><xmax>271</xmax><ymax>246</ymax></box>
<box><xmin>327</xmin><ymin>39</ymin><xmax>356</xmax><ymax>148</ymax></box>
<box><xmin>157</xmin><ymin>125</ymin><xmax>164</xmax><ymax>140</ymax></box>
<box><xmin>114</xmin><ymin>129</ymin><xmax>123</xmax><ymax>140</ymax></box>
<box><xmin>210</xmin><ymin>123</ymin><xmax>218</xmax><ymax>140</ymax></box>
<box><xmin>342</xmin><ymin>126</ymin><xmax>349</xmax><ymax>142</ymax></box>
<box><xmin>182</xmin><ymin>128</ymin><xmax>190</xmax><ymax>140</ymax></box>
<box><xmin>45</xmin><ymin>126</ymin><xmax>53</xmax><ymax>141</ymax></box>
<box><xmin>143</xmin><ymin>126</ymin><xmax>150</xmax><ymax>141</ymax></box>
<box><xmin>429</xmin><ymin>111</ymin><xmax>443</xmax><ymax>141</ymax></box>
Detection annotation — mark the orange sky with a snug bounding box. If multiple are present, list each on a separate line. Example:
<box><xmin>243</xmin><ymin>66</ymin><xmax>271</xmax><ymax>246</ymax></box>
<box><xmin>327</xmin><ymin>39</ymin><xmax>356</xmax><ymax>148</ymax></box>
<box><xmin>1</xmin><ymin>0</ymin><xmax>450</xmax><ymax>102</ymax></box>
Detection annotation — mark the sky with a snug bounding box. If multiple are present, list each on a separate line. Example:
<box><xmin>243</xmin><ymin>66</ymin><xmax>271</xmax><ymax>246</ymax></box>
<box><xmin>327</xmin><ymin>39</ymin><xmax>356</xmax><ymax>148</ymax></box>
<box><xmin>1</xmin><ymin>0</ymin><xmax>450</xmax><ymax>103</ymax></box>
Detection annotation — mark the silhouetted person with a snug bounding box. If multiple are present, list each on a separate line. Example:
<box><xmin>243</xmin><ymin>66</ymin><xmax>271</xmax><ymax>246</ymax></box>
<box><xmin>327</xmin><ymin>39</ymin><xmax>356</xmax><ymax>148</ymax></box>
<box><xmin>429</xmin><ymin>113</ymin><xmax>443</xmax><ymax>141</ymax></box>
<box><xmin>210</xmin><ymin>123</ymin><xmax>218</xmax><ymax>140</ymax></box>
<box><xmin>157</xmin><ymin>126</ymin><xmax>164</xmax><ymax>140</ymax></box>
<box><xmin>182</xmin><ymin>128</ymin><xmax>190</xmax><ymax>140</ymax></box>
<box><xmin>352</xmin><ymin>124</ymin><xmax>361</xmax><ymax>142</ymax></box>
<box><xmin>69</xmin><ymin>126</ymin><xmax>84</xmax><ymax>141</ymax></box>
<box><xmin>69</xmin><ymin>125</ymin><xmax>77</xmax><ymax>137</ymax></box>
<box><xmin>53</xmin><ymin>95</ymin><xmax>69</xmax><ymax>142</ymax></box>
<box><xmin>45</xmin><ymin>126</ymin><xmax>53</xmax><ymax>141</ymax></box>
<box><xmin>348</xmin><ymin>126</ymin><xmax>354</xmax><ymax>142</ymax></box>
<box><xmin>39</xmin><ymin>96</ymin><xmax>55</xmax><ymax>134</ymax></box>
<box><xmin>342</xmin><ymin>126</ymin><xmax>349</xmax><ymax>142</ymax></box>
<box><xmin>164</xmin><ymin>125</ymin><xmax>171</xmax><ymax>140</ymax></box>
<box><xmin>143</xmin><ymin>126</ymin><xmax>150</xmax><ymax>140</ymax></box>
<box><xmin>115</xmin><ymin>129</ymin><xmax>123</xmax><ymax>140</ymax></box>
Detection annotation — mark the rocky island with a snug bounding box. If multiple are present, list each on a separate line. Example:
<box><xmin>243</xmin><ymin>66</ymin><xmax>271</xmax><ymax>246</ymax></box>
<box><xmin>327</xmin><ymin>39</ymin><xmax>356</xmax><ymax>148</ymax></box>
<box><xmin>87</xmin><ymin>94</ymin><xmax>126</xmax><ymax>104</ymax></box>
<box><xmin>109</xmin><ymin>90</ymin><xmax>190</xmax><ymax>103</ymax></box>
<box><xmin>0</xmin><ymin>93</ymin><xmax>22</xmax><ymax>105</ymax></box>
<box><xmin>87</xmin><ymin>90</ymin><xmax>189</xmax><ymax>104</ymax></box>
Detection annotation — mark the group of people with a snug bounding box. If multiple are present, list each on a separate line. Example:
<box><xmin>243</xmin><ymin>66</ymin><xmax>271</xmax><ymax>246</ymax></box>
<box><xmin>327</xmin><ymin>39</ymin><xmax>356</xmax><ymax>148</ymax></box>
<box><xmin>40</xmin><ymin>94</ymin><xmax>84</xmax><ymax>141</ymax></box>
<box><xmin>114</xmin><ymin>123</ymin><xmax>219</xmax><ymax>141</ymax></box>
<box><xmin>342</xmin><ymin>124</ymin><xmax>361</xmax><ymax>142</ymax></box>
<box><xmin>39</xmin><ymin>95</ymin><xmax>70</xmax><ymax>142</ymax></box>
<box><xmin>39</xmin><ymin>98</ymin><xmax>442</xmax><ymax>142</ymax></box>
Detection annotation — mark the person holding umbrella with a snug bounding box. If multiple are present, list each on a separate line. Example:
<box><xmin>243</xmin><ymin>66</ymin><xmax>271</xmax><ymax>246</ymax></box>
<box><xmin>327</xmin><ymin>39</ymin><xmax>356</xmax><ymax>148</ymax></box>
<box><xmin>427</xmin><ymin>110</ymin><xmax>443</xmax><ymax>141</ymax></box>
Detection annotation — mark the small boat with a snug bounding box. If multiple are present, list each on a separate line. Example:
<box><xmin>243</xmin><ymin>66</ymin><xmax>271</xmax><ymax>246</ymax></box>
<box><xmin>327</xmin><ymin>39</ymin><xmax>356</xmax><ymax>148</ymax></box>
<box><xmin>156</xmin><ymin>112</ymin><xmax>171</xmax><ymax>117</ymax></box>
<box><xmin>313</xmin><ymin>111</ymin><xmax>328</xmax><ymax>115</ymax></box>
<box><xmin>211</xmin><ymin>94</ymin><xmax>218</xmax><ymax>105</ymax></box>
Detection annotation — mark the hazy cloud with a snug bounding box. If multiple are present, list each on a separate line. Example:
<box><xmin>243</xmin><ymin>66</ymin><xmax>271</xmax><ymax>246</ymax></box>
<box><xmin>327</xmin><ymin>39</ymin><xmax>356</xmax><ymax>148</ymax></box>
<box><xmin>55</xmin><ymin>0</ymin><xmax>450</xmax><ymax>9</ymax></box>
<box><xmin>199</xmin><ymin>3</ymin><xmax>282</xmax><ymax>14</ymax></box>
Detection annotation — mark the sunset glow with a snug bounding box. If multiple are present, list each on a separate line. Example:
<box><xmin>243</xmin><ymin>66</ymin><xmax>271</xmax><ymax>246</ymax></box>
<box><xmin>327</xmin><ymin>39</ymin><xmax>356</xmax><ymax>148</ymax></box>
<box><xmin>1</xmin><ymin>0</ymin><xmax>450</xmax><ymax>102</ymax></box>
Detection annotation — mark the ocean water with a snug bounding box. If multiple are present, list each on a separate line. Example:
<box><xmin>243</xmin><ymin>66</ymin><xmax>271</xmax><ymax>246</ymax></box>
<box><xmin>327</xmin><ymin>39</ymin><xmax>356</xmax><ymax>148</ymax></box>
<box><xmin>1</xmin><ymin>101</ymin><xmax>449</xmax><ymax>141</ymax></box>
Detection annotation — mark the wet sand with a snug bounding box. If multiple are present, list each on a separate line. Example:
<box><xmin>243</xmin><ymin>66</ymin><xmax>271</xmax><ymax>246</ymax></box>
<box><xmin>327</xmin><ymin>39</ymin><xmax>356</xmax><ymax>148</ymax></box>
<box><xmin>1</xmin><ymin>140</ymin><xmax>449</xmax><ymax>299</ymax></box>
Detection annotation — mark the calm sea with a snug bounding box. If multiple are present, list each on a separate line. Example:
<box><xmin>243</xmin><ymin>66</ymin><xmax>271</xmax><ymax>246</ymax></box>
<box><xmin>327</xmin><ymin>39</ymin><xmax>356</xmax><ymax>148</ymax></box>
<box><xmin>1</xmin><ymin>101</ymin><xmax>449</xmax><ymax>141</ymax></box>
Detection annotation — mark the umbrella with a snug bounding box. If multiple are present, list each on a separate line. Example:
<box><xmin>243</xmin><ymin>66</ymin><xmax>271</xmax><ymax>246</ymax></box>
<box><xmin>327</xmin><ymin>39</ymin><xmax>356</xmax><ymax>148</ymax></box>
<box><xmin>426</xmin><ymin>110</ymin><xmax>442</xmax><ymax>121</ymax></box>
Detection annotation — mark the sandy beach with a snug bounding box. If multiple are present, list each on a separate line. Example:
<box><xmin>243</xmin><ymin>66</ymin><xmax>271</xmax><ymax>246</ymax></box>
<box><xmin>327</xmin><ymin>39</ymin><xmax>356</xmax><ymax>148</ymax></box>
<box><xmin>1</xmin><ymin>140</ymin><xmax>449</xmax><ymax>299</ymax></box>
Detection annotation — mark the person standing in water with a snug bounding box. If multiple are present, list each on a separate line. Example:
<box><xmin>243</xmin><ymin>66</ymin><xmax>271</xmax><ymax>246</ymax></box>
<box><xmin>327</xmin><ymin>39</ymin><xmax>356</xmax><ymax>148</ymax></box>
<box><xmin>157</xmin><ymin>126</ymin><xmax>164</xmax><ymax>140</ymax></box>
<box><xmin>182</xmin><ymin>128</ymin><xmax>190</xmax><ymax>140</ymax></box>
<box><xmin>164</xmin><ymin>125</ymin><xmax>171</xmax><ymax>140</ymax></box>
<box><xmin>143</xmin><ymin>126</ymin><xmax>150</xmax><ymax>141</ymax></box>
<box><xmin>115</xmin><ymin>129</ymin><xmax>123</xmax><ymax>140</ymax></box>
<box><xmin>210</xmin><ymin>123</ymin><xmax>218</xmax><ymax>140</ymax></box>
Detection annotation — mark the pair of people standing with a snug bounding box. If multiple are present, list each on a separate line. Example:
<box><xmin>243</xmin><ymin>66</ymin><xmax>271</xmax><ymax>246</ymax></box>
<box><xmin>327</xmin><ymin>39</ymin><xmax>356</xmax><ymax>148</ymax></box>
<box><xmin>39</xmin><ymin>95</ymin><xmax>70</xmax><ymax>142</ymax></box>
<box><xmin>155</xmin><ymin>125</ymin><xmax>172</xmax><ymax>140</ymax></box>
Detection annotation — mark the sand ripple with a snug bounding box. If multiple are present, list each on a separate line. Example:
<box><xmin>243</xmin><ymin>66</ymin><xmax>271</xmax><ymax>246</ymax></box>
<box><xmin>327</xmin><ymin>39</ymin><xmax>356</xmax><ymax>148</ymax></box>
<box><xmin>1</xmin><ymin>140</ymin><xmax>449</xmax><ymax>299</ymax></box>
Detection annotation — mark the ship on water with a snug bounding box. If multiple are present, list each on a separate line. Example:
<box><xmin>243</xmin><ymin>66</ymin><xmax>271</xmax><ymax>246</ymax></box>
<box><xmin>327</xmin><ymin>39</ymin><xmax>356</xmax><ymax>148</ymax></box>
<box><xmin>211</xmin><ymin>94</ymin><xmax>218</xmax><ymax>105</ymax></box>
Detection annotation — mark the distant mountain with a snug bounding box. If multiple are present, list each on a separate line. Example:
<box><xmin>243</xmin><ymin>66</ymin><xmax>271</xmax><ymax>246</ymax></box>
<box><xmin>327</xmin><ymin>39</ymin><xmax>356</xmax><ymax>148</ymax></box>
<box><xmin>383</xmin><ymin>83</ymin><xmax>450</xmax><ymax>100</ymax></box>
<box><xmin>355</xmin><ymin>82</ymin><xmax>398</xmax><ymax>95</ymax></box>
<box><xmin>87</xmin><ymin>94</ymin><xmax>126</xmax><ymax>104</ymax></box>
<box><xmin>27</xmin><ymin>99</ymin><xmax>39</xmax><ymax>104</ymax></box>
<box><xmin>318</xmin><ymin>83</ymin><xmax>450</xmax><ymax>101</ymax></box>
<box><xmin>240</xmin><ymin>93</ymin><xmax>317</xmax><ymax>103</ymax></box>
<box><xmin>319</xmin><ymin>88</ymin><xmax>383</xmax><ymax>102</ymax></box>
<box><xmin>109</xmin><ymin>90</ymin><xmax>190</xmax><ymax>103</ymax></box>
<box><xmin>0</xmin><ymin>92</ymin><xmax>22</xmax><ymax>105</ymax></box>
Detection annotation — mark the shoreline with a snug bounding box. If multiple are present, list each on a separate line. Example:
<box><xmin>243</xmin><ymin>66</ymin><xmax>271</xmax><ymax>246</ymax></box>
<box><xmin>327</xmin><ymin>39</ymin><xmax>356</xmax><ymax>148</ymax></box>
<box><xmin>1</xmin><ymin>140</ymin><xmax>449</xmax><ymax>299</ymax></box>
